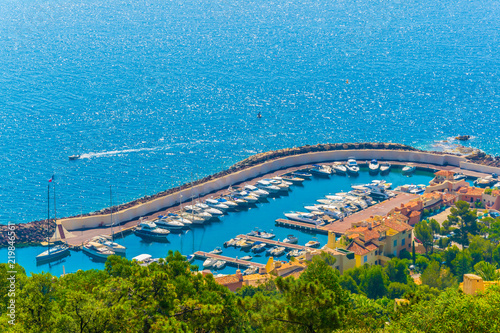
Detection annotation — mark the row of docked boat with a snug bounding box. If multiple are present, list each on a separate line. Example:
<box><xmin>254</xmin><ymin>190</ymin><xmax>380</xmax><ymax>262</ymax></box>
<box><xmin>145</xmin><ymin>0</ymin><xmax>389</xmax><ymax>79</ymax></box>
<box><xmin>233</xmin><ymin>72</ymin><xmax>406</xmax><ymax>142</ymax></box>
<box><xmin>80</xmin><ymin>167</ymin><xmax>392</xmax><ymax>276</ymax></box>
<box><xmin>307</xmin><ymin>158</ymin><xmax>393</xmax><ymax>177</ymax></box>
<box><xmin>133</xmin><ymin>176</ymin><xmax>307</xmax><ymax>241</ymax></box>
<box><xmin>287</xmin><ymin>180</ymin><xmax>395</xmax><ymax>224</ymax></box>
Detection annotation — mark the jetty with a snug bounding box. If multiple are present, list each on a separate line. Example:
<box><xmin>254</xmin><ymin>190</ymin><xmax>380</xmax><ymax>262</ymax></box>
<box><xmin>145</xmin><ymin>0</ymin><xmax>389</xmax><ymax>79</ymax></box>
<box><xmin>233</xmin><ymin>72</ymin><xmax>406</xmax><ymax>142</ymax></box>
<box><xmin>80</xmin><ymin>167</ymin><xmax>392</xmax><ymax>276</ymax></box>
<box><xmin>194</xmin><ymin>251</ymin><xmax>265</xmax><ymax>268</ymax></box>
<box><xmin>237</xmin><ymin>234</ymin><xmax>310</xmax><ymax>250</ymax></box>
<box><xmin>274</xmin><ymin>219</ymin><xmax>329</xmax><ymax>234</ymax></box>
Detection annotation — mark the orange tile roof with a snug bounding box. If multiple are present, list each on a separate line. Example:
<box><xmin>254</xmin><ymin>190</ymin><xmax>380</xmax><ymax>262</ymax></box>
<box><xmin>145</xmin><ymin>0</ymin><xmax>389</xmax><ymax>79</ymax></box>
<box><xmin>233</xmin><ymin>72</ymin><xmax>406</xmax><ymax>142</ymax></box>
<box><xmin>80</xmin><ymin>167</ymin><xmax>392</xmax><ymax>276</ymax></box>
<box><xmin>442</xmin><ymin>193</ymin><xmax>457</xmax><ymax>201</ymax></box>
<box><xmin>215</xmin><ymin>274</ymin><xmax>240</xmax><ymax>285</ymax></box>
<box><xmin>409</xmin><ymin>211</ymin><xmax>421</xmax><ymax>217</ymax></box>
<box><xmin>363</xmin><ymin>229</ymin><xmax>381</xmax><ymax>242</ymax></box>
<box><xmin>459</xmin><ymin>187</ymin><xmax>484</xmax><ymax>196</ymax></box>
<box><xmin>347</xmin><ymin>242</ymin><xmax>370</xmax><ymax>256</ymax></box>
<box><xmin>421</xmin><ymin>192</ymin><xmax>442</xmax><ymax>200</ymax></box>
<box><xmin>383</xmin><ymin>218</ymin><xmax>413</xmax><ymax>233</ymax></box>
<box><xmin>365</xmin><ymin>243</ymin><xmax>378</xmax><ymax>251</ymax></box>
<box><xmin>406</xmin><ymin>201</ymin><xmax>421</xmax><ymax>208</ymax></box>
<box><xmin>435</xmin><ymin>170</ymin><xmax>455</xmax><ymax>177</ymax></box>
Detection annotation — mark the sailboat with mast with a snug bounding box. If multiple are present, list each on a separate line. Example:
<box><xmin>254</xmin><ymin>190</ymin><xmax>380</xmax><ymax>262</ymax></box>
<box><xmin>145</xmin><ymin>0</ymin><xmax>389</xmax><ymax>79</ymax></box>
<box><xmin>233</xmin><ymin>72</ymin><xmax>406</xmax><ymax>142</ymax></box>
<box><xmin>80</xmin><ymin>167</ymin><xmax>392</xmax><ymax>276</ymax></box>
<box><xmin>36</xmin><ymin>176</ymin><xmax>70</xmax><ymax>263</ymax></box>
<box><xmin>90</xmin><ymin>186</ymin><xmax>126</xmax><ymax>254</ymax></box>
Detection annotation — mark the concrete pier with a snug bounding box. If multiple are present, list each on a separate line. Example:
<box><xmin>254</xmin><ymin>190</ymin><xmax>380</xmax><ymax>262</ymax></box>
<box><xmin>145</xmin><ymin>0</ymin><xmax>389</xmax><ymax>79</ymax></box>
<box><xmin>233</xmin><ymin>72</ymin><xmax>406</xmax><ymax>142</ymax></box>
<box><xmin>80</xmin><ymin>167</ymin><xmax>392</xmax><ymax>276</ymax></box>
<box><xmin>237</xmin><ymin>234</ymin><xmax>310</xmax><ymax>250</ymax></box>
<box><xmin>274</xmin><ymin>219</ymin><xmax>329</xmax><ymax>234</ymax></box>
<box><xmin>193</xmin><ymin>251</ymin><xmax>265</xmax><ymax>268</ymax></box>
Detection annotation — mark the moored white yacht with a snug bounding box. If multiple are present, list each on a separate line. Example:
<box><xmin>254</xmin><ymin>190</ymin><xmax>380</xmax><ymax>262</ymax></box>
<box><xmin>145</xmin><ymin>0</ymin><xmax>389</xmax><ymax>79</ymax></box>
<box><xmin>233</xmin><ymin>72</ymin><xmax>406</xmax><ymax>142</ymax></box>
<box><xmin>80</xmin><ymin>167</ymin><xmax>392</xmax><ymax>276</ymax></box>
<box><xmin>280</xmin><ymin>175</ymin><xmax>305</xmax><ymax>184</ymax></box>
<box><xmin>402</xmin><ymin>164</ymin><xmax>416</xmax><ymax>174</ymax></box>
<box><xmin>291</xmin><ymin>171</ymin><xmax>312</xmax><ymax>179</ymax></box>
<box><xmin>203</xmin><ymin>258</ymin><xmax>217</xmax><ymax>268</ymax></box>
<box><xmin>153</xmin><ymin>217</ymin><xmax>185</xmax><ymax>230</ymax></box>
<box><xmin>36</xmin><ymin>244</ymin><xmax>70</xmax><ymax>263</ymax></box>
<box><xmin>256</xmin><ymin>180</ymin><xmax>280</xmax><ymax>193</ymax></box>
<box><xmin>134</xmin><ymin>221</ymin><xmax>171</xmax><ymax>240</ymax></box>
<box><xmin>82</xmin><ymin>241</ymin><xmax>115</xmax><ymax>259</ymax></box>
<box><xmin>195</xmin><ymin>203</ymin><xmax>224</xmax><ymax>216</ymax></box>
<box><xmin>331</xmin><ymin>163</ymin><xmax>347</xmax><ymax>175</ymax></box>
<box><xmin>217</xmin><ymin>197</ymin><xmax>239</xmax><ymax>208</ymax></box>
<box><xmin>369</xmin><ymin>159</ymin><xmax>380</xmax><ymax>173</ymax></box>
<box><xmin>205</xmin><ymin>198</ymin><xmax>230</xmax><ymax>211</ymax></box>
<box><xmin>309</xmin><ymin>164</ymin><xmax>332</xmax><ymax>176</ymax></box>
<box><xmin>380</xmin><ymin>162</ymin><xmax>391</xmax><ymax>173</ymax></box>
<box><xmin>346</xmin><ymin>157</ymin><xmax>359</xmax><ymax>175</ymax></box>
<box><xmin>90</xmin><ymin>235</ymin><xmax>126</xmax><ymax>254</ymax></box>
<box><xmin>284</xmin><ymin>212</ymin><xmax>325</xmax><ymax>225</ymax></box>
<box><xmin>179</xmin><ymin>212</ymin><xmax>205</xmax><ymax>224</ymax></box>
<box><xmin>243</xmin><ymin>184</ymin><xmax>270</xmax><ymax>198</ymax></box>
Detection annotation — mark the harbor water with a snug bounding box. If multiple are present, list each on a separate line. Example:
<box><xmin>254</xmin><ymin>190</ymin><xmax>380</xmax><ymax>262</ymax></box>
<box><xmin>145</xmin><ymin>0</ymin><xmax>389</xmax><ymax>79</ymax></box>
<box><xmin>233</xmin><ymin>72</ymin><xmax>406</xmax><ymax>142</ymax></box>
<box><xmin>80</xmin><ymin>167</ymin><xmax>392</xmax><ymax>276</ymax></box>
<box><xmin>1</xmin><ymin>169</ymin><xmax>436</xmax><ymax>276</ymax></box>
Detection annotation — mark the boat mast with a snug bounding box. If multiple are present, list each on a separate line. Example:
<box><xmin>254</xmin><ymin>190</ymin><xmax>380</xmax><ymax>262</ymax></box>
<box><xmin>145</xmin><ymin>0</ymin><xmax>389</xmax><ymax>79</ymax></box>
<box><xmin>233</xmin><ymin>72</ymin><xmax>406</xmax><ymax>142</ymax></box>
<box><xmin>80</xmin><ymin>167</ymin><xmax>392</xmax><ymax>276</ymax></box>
<box><xmin>110</xmin><ymin>185</ymin><xmax>114</xmax><ymax>240</ymax></box>
<box><xmin>47</xmin><ymin>182</ymin><xmax>51</xmax><ymax>252</ymax></box>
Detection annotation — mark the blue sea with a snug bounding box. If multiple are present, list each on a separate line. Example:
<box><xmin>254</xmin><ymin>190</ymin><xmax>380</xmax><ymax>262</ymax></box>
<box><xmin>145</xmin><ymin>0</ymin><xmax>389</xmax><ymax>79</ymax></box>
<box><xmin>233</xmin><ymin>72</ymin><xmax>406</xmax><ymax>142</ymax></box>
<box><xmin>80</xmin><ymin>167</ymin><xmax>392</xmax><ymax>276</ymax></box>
<box><xmin>0</xmin><ymin>0</ymin><xmax>499</xmax><ymax>225</ymax></box>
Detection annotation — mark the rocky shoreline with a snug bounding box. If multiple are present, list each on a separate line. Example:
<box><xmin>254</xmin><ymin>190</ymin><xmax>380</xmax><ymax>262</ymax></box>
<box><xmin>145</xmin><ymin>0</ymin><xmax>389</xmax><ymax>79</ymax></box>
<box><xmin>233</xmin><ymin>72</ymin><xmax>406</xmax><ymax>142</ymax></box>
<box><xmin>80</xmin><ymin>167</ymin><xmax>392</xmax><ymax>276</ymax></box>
<box><xmin>3</xmin><ymin>142</ymin><xmax>499</xmax><ymax>247</ymax></box>
<box><xmin>0</xmin><ymin>220</ymin><xmax>55</xmax><ymax>248</ymax></box>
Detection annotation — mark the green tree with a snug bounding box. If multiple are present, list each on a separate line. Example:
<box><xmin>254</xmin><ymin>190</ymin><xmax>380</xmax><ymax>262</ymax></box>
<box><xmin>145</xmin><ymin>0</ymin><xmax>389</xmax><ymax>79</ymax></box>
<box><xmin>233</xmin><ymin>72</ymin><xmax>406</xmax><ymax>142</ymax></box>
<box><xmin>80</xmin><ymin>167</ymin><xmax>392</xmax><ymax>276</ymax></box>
<box><xmin>360</xmin><ymin>266</ymin><xmax>389</xmax><ymax>299</ymax></box>
<box><xmin>468</xmin><ymin>235</ymin><xmax>494</xmax><ymax>264</ymax></box>
<box><xmin>420</xmin><ymin>261</ymin><xmax>457</xmax><ymax>290</ymax></box>
<box><xmin>448</xmin><ymin>200</ymin><xmax>479</xmax><ymax>246</ymax></box>
<box><xmin>474</xmin><ymin>261</ymin><xmax>500</xmax><ymax>281</ymax></box>
<box><xmin>429</xmin><ymin>219</ymin><xmax>440</xmax><ymax>235</ymax></box>
<box><xmin>415</xmin><ymin>220</ymin><xmax>434</xmax><ymax>255</ymax></box>
<box><xmin>339</xmin><ymin>274</ymin><xmax>360</xmax><ymax>294</ymax></box>
<box><xmin>451</xmin><ymin>250</ymin><xmax>473</xmax><ymax>278</ymax></box>
<box><xmin>384</xmin><ymin>258</ymin><xmax>408</xmax><ymax>284</ymax></box>
<box><xmin>389</xmin><ymin>287</ymin><xmax>500</xmax><ymax>333</ymax></box>
<box><xmin>247</xmin><ymin>276</ymin><xmax>348</xmax><ymax>332</ymax></box>
<box><xmin>486</xmin><ymin>217</ymin><xmax>500</xmax><ymax>242</ymax></box>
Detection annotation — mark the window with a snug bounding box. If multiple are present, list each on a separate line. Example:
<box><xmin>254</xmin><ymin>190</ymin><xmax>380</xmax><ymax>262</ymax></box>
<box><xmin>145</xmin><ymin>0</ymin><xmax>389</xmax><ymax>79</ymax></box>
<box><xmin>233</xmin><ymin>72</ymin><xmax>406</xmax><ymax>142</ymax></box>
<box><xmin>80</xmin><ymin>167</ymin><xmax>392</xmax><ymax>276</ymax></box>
<box><xmin>408</xmin><ymin>234</ymin><xmax>411</xmax><ymax>239</ymax></box>
<box><xmin>393</xmin><ymin>240</ymin><xmax>397</xmax><ymax>247</ymax></box>
<box><xmin>393</xmin><ymin>250</ymin><xmax>397</xmax><ymax>257</ymax></box>
<box><xmin>364</xmin><ymin>256</ymin><xmax>367</xmax><ymax>263</ymax></box>
<box><xmin>402</xmin><ymin>238</ymin><xmax>406</xmax><ymax>246</ymax></box>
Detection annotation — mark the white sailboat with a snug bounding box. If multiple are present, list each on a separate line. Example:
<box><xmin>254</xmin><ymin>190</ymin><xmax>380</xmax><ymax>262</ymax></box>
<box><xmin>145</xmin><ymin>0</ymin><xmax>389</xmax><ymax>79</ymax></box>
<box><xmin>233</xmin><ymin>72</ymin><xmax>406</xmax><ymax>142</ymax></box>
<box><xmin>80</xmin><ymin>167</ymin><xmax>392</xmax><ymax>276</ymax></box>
<box><xmin>36</xmin><ymin>179</ymin><xmax>70</xmax><ymax>264</ymax></box>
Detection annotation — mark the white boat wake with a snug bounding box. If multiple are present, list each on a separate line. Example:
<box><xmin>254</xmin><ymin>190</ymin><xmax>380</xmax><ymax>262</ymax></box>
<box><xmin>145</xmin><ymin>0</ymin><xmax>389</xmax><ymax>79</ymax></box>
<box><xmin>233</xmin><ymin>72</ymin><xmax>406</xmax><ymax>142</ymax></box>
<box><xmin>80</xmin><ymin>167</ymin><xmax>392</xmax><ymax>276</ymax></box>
<box><xmin>79</xmin><ymin>146</ymin><xmax>171</xmax><ymax>159</ymax></box>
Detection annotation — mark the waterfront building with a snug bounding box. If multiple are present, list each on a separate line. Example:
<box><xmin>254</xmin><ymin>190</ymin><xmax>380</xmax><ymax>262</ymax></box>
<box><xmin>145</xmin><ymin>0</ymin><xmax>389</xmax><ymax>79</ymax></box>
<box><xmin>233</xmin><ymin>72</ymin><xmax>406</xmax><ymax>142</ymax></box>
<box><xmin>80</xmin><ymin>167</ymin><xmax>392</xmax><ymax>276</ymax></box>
<box><xmin>457</xmin><ymin>187</ymin><xmax>485</xmax><ymax>204</ymax></box>
<box><xmin>426</xmin><ymin>170</ymin><xmax>469</xmax><ymax>193</ymax></box>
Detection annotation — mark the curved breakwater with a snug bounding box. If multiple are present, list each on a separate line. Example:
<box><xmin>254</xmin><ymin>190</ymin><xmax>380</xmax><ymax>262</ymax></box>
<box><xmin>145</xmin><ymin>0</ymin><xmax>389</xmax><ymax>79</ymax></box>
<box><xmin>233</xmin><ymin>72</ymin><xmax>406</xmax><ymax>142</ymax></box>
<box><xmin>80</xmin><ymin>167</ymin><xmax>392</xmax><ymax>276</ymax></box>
<box><xmin>56</xmin><ymin>143</ymin><xmax>499</xmax><ymax>231</ymax></box>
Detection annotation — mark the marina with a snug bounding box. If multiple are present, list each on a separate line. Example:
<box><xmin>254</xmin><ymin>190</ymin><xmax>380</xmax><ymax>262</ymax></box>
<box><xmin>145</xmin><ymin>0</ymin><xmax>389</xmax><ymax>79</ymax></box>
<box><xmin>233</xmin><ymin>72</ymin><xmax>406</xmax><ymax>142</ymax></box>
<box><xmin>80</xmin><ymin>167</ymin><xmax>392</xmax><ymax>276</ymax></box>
<box><xmin>5</xmin><ymin>162</ymin><xmax>445</xmax><ymax>276</ymax></box>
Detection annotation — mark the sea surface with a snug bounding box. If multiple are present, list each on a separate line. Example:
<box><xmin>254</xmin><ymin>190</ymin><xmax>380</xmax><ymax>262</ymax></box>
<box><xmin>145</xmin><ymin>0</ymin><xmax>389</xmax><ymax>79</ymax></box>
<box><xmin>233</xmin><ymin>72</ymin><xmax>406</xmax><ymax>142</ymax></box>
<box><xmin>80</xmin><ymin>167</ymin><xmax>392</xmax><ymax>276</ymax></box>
<box><xmin>0</xmin><ymin>0</ymin><xmax>499</xmax><ymax>225</ymax></box>
<box><xmin>0</xmin><ymin>169</ymin><xmax>436</xmax><ymax>276</ymax></box>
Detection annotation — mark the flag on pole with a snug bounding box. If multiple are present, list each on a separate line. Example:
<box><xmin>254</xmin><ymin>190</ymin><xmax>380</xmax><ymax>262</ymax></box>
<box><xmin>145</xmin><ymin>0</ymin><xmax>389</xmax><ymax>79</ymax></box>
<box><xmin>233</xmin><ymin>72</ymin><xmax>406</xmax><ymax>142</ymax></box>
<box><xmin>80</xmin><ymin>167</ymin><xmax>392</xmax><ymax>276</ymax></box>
<box><xmin>48</xmin><ymin>174</ymin><xmax>54</xmax><ymax>183</ymax></box>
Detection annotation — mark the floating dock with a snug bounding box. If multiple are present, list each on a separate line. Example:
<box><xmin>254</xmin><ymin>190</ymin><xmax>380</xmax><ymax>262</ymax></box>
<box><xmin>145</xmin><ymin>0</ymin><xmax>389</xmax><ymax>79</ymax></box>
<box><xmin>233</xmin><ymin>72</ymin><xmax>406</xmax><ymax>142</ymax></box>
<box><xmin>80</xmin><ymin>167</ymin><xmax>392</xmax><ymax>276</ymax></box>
<box><xmin>274</xmin><ymin>219</ymin><xmax>329</xmax><ymax>234</ymax></box>
<box><xmin>237</xmin><ymin>234</ymin><xmax>309</xmax><ymax>250</ymax></box>
<box><xmin>194</xmin><ymin>251</ymin><xmax>265</xmax><ymax>268</ymax></box>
